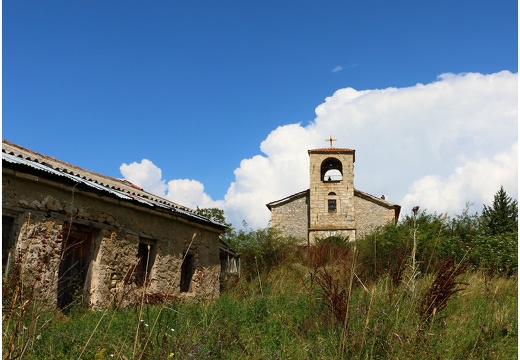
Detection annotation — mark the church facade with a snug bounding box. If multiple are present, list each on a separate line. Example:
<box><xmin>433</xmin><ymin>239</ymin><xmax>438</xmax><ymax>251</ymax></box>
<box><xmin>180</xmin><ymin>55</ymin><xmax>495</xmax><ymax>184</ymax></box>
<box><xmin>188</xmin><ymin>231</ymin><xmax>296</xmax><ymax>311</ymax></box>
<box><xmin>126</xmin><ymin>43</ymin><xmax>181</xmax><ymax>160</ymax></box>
<box><xmin>266</xmin><ymin>140</ymin><xmax>400</xmax><ymax>243</ymax></box>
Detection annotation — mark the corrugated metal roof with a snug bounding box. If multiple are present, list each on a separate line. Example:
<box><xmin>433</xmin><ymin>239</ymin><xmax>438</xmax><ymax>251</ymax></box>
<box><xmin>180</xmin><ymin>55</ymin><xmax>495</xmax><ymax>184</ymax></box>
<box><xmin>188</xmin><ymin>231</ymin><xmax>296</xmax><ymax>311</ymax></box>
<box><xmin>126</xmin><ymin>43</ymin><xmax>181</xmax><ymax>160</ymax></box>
<box><xmin>3</xmin><ymin>152</ymin><xmax>136</xmax><ymax>201</ymax></box>
<box><xmin>2</xmin><ymin>142</ymin><xmax>226</xmax><ymax>230</ymax></box>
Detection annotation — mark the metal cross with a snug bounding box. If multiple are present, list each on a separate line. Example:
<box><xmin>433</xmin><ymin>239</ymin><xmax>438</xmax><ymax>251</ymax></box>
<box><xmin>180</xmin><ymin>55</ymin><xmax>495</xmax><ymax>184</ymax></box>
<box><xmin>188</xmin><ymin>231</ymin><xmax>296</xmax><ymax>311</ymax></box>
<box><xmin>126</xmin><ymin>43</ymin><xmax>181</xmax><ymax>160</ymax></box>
<box><xmin>326</xmin><ymin>135</ymin><xmax>337</xmax><ymax>147</ymax></box>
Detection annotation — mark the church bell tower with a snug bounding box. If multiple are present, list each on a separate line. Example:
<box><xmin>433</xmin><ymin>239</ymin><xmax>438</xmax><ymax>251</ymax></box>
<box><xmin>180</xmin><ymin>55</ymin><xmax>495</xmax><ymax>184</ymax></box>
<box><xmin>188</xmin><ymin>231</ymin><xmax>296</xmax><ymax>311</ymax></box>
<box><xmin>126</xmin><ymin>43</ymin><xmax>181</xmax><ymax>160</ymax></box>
<box><xmin>308</xmin><ymin>136</ymin><xmax>356</xmax><ymax>243</ymax></box>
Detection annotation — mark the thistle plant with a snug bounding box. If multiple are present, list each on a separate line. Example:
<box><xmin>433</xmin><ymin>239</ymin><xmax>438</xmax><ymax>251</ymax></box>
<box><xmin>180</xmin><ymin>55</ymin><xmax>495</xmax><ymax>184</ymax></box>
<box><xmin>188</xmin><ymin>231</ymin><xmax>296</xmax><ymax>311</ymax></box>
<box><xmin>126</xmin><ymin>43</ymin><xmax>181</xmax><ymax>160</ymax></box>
<box><xmin>406</xmin><ymin>206</ymin><xmax>420</xmax><ymax>297</ymax></box>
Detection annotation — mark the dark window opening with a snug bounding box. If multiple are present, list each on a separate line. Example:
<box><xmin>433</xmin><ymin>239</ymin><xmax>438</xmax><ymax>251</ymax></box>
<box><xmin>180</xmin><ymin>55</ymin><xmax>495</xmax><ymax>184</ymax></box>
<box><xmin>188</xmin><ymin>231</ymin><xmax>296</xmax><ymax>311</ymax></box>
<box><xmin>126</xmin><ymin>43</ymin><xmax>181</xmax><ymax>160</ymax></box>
<box><xmin>57</xmin><ymin>226</ymin><xmax>93</xmax><ymax>314</ymax></box>
<box><xmin>2</xmin><ymin>216</ymin><xmax>16</xmax><ymax>274</ymax></box>
<box><xmin>135</xmin><ymin>241</ymin><xmax>155</xmax><ymax>287</ymax></box>
<box><xmin>328</xmin><ymin>199</ymin><xmax>337</xmax><ymax>213</ymax></box>
<box><xmin>180</xmin><ymin>253</ymin><xmax>195</xmax><ymax>293</ymax></box>
<box><xmin>321</xmin><ymin>158</ymin><xmax>343</xmax><ymax>182</ymax></box>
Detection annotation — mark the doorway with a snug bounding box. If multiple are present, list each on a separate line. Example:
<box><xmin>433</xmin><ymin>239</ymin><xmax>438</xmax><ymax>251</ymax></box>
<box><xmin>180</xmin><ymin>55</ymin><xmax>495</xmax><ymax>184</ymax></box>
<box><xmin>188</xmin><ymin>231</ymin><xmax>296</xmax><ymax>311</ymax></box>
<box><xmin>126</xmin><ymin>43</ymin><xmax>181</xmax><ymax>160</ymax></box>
<box><xmin>57</xmin><ymin>226</ymin><xmax>93</xmax><ymax>313</ymax></box>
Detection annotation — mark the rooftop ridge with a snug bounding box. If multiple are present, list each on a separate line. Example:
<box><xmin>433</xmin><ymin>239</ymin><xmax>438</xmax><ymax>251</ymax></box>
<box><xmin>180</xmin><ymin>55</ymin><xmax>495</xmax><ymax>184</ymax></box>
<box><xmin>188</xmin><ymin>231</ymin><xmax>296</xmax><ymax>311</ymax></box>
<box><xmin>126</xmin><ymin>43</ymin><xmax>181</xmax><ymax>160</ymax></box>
<box><xmin>2</xmin><ymin>139</ymin><xmax>194</xmax><ymax>213</ymax></box>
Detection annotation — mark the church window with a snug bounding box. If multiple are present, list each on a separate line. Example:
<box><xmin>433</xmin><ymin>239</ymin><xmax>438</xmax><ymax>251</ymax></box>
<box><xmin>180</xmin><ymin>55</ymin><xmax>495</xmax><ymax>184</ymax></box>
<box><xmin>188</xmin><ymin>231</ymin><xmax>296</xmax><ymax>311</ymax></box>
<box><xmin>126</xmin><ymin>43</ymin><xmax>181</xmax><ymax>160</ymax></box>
<box><xmin>321</xmin><ymin>158</ymin><xmax>343</xmax><ymax>182</ymax></box>
<box><xmin>328</xmin><ymin>199</ymin><xmax>337</xmax><ymax>213</ymax></box>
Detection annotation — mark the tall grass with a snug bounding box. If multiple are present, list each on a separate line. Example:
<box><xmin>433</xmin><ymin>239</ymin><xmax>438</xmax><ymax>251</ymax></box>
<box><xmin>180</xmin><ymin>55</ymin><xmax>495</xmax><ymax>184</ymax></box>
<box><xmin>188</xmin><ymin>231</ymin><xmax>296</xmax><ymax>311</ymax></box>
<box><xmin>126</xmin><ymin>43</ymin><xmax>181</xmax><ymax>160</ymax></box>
<box><xmin>4</xmin><ymin>253</ymin><xmax>517</xmax><ymax>359</ymax></box>
<box><xmin>3</xmin><ymin>229</ymin><xmax>517</xmax><ymax>359</ymax></box>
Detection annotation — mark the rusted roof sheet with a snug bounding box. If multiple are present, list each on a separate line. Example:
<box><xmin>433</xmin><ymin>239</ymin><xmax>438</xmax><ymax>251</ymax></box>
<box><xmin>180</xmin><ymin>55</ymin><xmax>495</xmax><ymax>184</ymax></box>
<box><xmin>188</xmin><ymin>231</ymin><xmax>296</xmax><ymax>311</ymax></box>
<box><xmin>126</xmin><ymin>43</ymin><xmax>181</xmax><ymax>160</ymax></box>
<box><xmin>3</xmin><ymin>152</ymin><xmax>135</xmax><ymax>201</ymax></box>
<box><xmin>2</xmin><ymin>139</ymin><xmax>225</xmax><ymax>230</ymax></box>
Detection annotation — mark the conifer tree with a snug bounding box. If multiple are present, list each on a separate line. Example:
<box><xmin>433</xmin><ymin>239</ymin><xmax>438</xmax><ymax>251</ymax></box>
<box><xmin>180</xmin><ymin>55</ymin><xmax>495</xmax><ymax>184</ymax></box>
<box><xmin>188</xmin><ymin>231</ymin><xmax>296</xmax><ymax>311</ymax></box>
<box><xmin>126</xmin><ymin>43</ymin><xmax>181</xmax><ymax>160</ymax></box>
<box><xmin>481</xmin><ymin>186</ymin><xmax>518</xmax><ymax>236</ymax></box>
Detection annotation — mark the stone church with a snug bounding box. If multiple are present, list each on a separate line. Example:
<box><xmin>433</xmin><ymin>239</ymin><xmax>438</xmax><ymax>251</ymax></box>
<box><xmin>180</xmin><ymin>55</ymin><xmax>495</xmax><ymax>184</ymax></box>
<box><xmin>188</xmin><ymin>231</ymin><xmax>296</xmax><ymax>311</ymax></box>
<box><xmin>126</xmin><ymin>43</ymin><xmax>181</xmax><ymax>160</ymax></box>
<box><xmin>266</xmin><ymin>137</ymin><xmax>401</xmax><ymax>244</ymax></box>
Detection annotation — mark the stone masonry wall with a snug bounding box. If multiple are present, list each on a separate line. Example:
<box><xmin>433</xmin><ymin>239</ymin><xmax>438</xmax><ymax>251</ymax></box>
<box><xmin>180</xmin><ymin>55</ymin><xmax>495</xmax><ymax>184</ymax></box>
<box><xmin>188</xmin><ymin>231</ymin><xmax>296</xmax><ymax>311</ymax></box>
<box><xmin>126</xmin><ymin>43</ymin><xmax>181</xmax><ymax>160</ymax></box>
<box><xmin>270</xmin><ymin>193</ymin><xmax>308</xmax><ymax>241</ymax></box>
<box><xmin>3</xmin><ymin>171</ymin><xmax>222</xmax><ymax>310</ymax></box>
<box><xmin>308</xmin><ymin>151</ymin><xmax>356</xmax><ymax>240</ymax></box>
<box><xmin>355</xmin><ymin>196</ymin><xmax>396</xmax><ymax>239</ymax></box>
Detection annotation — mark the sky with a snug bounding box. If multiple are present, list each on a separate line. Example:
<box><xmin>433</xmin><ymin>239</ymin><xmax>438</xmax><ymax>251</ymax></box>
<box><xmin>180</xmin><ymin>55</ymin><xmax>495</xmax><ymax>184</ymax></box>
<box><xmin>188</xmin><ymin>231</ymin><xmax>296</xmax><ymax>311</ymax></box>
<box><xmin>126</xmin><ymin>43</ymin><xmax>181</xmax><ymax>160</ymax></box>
<box><xmin>3</xmin><ymin>1</ymin><xmax>518</xmax><ymax>229</ymax></box>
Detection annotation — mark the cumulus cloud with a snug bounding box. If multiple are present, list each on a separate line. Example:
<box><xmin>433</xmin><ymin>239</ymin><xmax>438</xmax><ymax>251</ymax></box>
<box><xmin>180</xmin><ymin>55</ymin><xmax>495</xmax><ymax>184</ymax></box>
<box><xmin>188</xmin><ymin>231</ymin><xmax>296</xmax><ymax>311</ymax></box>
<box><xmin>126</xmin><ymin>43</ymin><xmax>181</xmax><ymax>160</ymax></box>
<box><xmin>119</xmin><ymin>160</ymin><xmax>223</xmax><ymax>210</ymax></box>
<box><xmin>121</xmin><ymin>71</ymin><xmax>518</xmax><ymax>229</ymax></box>
<box><xmin>120</xmin><ymin>159</ymin><xmax>167</xmax><ymax>196</ymax></box>
<box><xmin>165</xmin><ymin>179</ymin><xmax>223</xmax><ymax>210</ymax></box>
<box><xmin>401</xmin><ymin>142</ymin><xmax>518</xmax><ymax>215</ymax></box>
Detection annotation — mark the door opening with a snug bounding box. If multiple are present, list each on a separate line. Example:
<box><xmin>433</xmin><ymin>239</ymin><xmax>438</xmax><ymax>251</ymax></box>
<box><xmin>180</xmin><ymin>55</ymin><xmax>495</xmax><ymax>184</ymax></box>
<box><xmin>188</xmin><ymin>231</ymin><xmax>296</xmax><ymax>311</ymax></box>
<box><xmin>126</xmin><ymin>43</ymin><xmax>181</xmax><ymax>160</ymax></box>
<box><xmin>57</xmin><ymin>226</ymin><xmax>93</xmax><ymax>313</ymax></box>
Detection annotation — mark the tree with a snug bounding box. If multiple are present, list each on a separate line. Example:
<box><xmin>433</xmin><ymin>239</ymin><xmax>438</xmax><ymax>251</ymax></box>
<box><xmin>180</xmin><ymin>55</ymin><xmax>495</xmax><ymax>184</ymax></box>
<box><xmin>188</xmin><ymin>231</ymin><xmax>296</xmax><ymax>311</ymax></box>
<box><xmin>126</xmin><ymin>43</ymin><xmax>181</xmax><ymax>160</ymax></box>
<box><xmin>481</xmin><ymin>186</ymin><xmax>518</xmax><ymax>236</ymax></box>
<box><xmin>195</xmin><ymin>207</ymin><xmax>231</xmax><ymax>228</ymax></box>
<box><xmin>195</xmin><ymin>207</ymin><xmax>235</xmax><ymax>241</ymax></box>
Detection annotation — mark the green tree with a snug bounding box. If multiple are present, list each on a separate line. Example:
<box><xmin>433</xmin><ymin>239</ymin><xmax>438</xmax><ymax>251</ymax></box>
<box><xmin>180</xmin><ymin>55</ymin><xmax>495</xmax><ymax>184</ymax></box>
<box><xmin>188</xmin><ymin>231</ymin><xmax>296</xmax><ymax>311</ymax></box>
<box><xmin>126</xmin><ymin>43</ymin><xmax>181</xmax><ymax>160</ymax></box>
<box><xmin>195</xmin><ymin>207</ymin><xmax>231</xmax><ymax>227</ymax></box>
<box><xmin>481</xmin><ymin>186</ymin><xmax>518</xmax><ymax>236</ymax></box>
<box><xmin>195</xmin><ymin>207</ymin><xmax>235</xmax><ymax>242</ymax></box>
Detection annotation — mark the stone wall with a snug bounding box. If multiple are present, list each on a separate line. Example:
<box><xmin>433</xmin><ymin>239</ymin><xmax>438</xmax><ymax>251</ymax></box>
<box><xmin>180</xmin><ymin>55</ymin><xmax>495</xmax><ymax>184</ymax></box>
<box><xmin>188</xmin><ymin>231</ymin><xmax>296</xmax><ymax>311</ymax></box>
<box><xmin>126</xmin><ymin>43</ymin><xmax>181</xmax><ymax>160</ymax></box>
<box><xmin>3</xmin><ymin>170</ymin><xmax>222</xmax><ymax>310</ymax></box>
<box><xmin>308</xmin><ymin>151</ymin><xmax>356</xmax><ymax>242</ymax></box>
<box><xmin>269</xmin><ymin>193</ymin><xmax>308</xmax><ymax>241</ymax></box>
<box><xmin>355</xmin><ymin>194</ymin><xmax>397</xmax><ymax>239</ymax></box>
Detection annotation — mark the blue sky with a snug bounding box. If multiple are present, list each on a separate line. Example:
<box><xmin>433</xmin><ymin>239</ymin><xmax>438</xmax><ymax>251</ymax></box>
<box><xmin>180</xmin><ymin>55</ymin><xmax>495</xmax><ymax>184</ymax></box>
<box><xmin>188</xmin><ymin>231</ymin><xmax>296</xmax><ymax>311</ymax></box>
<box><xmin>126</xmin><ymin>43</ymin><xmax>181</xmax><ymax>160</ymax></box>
<box><xmin>3</xmin><ymin>1</ymin><xmax>518</xmax><ymax>228</ymax></box>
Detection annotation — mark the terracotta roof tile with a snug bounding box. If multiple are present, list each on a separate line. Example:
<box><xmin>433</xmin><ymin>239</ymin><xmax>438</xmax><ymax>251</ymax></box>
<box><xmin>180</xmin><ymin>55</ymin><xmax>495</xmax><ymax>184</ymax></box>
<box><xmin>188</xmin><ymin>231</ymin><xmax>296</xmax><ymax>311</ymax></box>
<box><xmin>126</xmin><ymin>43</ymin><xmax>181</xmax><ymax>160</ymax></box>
<box><xmin>308</xmin><ymin>147</ymin><xmax>355</xmax><ymax>153</ymax></box>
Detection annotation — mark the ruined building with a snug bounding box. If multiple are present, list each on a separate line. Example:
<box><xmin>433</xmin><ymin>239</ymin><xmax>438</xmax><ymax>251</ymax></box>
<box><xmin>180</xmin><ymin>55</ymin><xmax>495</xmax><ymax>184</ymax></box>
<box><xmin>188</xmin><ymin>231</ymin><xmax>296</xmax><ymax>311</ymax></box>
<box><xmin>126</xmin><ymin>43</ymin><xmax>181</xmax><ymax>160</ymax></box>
<box><xmin>2</xmin><ymin>139</ymin><xmax>238</xmax><ymax>312</ymax></box>
<box><xmin>267</xmin><ymin>137</ymin><xmax>401</xmax><ymax>243</ymax></box>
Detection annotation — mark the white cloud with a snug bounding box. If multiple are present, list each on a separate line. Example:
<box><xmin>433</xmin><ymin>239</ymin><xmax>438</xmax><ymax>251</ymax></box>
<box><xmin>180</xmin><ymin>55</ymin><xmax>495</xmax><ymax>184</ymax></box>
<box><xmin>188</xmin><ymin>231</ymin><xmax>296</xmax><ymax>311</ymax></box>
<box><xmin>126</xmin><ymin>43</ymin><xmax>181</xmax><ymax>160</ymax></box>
<box><xmin>331</xmin><ymin>65</ymin><xmax>343</xmax><ymax>73</ymax></box>
<box><xmin>119</xmin><ymin>159</ymin><xmax>223</xmax><ymax>210</ymax></box>
<box><xmin>121</xmin><ymin>71</ymin><xmax>518</xmax><ymax>229</ymax></box>
<box><xmin>165</xmin><ymin>179</ymin><xmax>223</xmax><ymax>210</ymax></box>
<box><xmin>401</xmin><ymin>142</ymin><xmax>518</xmax><ymax>216</ymax></box>
<box><xmin>119</xmin><ymin>159</ymin><xmax>167</xmax><ymax>196</ymax></box>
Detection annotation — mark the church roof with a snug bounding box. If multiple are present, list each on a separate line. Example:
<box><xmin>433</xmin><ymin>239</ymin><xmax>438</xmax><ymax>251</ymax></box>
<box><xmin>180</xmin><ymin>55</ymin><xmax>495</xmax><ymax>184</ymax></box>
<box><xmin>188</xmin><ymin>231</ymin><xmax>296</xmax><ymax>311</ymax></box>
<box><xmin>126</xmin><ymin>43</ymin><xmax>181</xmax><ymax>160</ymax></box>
<box><xmin>266</xmin><ymin>189</ymin><xmax>309</xmax><ymax>210</ymax></box>
<box><xmin>308</xmin><ymin>147</ymin><xmax>356</xmax><ymax>162</ymax></box>
<box><xmin>308</xmin><ymin>147</ymin><xmax>355</xmax><ymax>153</ymax></box>
<box><xmin>266</xmin><ymin>188</ymin><xmax>400</xmax><ymax>212</ymax></box>
<box><xmin>2</xmin><ymin>139</ymin><xmax>226</xmax><ymax>231</ymax></box>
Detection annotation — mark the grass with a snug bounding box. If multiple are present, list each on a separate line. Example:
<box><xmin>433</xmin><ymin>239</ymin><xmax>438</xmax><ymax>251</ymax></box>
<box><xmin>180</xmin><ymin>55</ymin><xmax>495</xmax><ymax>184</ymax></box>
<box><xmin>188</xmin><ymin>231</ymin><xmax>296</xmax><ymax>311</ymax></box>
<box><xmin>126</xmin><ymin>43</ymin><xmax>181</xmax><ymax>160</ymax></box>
<box><xmin>3</xmin><ymin>248</ymin><xmax>518</xmax><ymax>359</ymax></box>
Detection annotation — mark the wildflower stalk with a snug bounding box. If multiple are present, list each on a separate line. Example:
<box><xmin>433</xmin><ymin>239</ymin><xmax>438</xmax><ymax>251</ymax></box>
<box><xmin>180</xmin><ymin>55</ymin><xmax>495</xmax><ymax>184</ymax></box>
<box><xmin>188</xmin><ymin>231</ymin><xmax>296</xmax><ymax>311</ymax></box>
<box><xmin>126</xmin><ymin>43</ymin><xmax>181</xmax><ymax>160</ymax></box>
<box><xmin>408</xmin><ymin>206</ymin><xmax>420</xmax><ymax>297</ymax></box>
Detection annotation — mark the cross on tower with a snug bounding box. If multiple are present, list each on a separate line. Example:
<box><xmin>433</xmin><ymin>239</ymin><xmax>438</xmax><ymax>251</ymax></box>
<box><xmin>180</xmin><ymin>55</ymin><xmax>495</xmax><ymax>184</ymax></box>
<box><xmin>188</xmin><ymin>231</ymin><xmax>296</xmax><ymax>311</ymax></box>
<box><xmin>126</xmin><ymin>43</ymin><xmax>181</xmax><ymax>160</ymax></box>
<box><xmin>326</xmin><ymin>135</ymin><xmax>337</xmax><ymax>148</ymax></box>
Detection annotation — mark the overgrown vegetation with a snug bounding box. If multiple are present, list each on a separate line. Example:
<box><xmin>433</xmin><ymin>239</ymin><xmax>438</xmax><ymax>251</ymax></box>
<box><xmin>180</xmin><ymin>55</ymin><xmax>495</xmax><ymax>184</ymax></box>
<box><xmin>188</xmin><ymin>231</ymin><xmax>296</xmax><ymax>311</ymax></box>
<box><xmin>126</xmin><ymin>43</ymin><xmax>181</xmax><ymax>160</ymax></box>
<box><xmin>3</xmin><ymin>187</ymin><xmax>518</xmax><ymax>359</ymax></box>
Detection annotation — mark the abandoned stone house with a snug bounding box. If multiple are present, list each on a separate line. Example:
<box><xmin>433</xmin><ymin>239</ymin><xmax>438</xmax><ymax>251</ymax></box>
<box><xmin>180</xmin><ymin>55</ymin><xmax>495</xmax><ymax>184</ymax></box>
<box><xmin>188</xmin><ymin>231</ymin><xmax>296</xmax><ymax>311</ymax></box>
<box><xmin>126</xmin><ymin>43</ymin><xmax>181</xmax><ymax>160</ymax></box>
<box><xmin>2</xmin><ymin>139</ymin><xmax>239</xmax><ymax>312</ymax></box>
<box><xmin>266</xmin><ymin>138</ymin><xmax>401</xmax><ymax>244</ymax></box>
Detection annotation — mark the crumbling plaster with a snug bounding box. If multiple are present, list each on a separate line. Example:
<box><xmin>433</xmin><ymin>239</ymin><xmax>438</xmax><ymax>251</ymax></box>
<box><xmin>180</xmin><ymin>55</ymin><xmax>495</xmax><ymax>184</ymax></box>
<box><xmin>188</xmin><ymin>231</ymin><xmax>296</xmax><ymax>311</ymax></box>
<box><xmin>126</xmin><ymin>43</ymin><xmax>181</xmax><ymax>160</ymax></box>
<box><xmin>3</xmin><ymin>169</ymin><xmax>221</xmax><ymax>309</ymax></box>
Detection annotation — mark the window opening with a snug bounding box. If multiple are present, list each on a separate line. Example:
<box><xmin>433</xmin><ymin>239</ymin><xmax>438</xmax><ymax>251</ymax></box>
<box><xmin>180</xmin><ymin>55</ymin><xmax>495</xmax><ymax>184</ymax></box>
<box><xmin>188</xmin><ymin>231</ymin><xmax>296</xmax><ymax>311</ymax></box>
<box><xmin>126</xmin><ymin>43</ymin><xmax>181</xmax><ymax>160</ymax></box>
<box><xmin>328</xmin><ymin>199</ymin><xmax>337</xmax><ymax>213</ymax></box>
<box><xmin>2</xmin><ymin>216</ymin><xmax>16</xmax><ymax>275</ymax></box>
<box><xmin>57</xmin><ymin>226</ymin><xmax>93</xmax><ymax>314</ymax></box>
<box><xmin>180</xmin><ymin>253</ymin><xmax>195</xmax><ymax>292</ymax></box>
<box><xmin>135</xmin><ymin>241</ymin><xmax>155</xmax><ymax>286</ymax></box>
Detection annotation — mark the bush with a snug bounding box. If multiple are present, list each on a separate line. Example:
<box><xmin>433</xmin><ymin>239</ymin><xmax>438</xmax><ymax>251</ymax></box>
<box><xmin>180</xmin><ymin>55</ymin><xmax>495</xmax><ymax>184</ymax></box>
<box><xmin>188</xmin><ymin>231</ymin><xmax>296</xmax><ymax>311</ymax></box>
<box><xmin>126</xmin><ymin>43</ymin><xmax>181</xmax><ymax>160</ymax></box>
<box><xmin>227</xmin><ymin>226</ymin><xmax>301</xmax><ymax>280</ymax></box>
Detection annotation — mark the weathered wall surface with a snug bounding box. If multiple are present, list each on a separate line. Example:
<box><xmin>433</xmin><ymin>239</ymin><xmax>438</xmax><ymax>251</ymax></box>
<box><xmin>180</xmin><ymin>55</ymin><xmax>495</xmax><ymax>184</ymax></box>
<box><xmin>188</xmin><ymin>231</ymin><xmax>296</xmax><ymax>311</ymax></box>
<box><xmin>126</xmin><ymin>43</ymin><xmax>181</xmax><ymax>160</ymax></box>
<box><xmin>355</xmin><ymin>195</ymin><xmax>397</xmax><ymax>239</ymax></box>
<box><xmin>269</xmin><ymin>194</ymin><xmax>308</xmax><ymax>241</ymax></box>
<box><xmin>3</xmin><ymin>170</ymin><xmax>221</xmax><ymax>309</ymax></box>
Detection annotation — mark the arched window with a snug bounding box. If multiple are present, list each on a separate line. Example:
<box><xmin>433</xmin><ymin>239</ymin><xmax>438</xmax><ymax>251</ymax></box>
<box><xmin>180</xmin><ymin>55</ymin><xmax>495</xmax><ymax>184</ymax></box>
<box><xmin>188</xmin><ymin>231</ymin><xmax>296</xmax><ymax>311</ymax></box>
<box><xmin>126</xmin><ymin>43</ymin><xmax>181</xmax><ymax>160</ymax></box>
<box><xmin>321</xmin><ymin>158</ymin><xmax>343</xmax><ymax>182</ymax></box>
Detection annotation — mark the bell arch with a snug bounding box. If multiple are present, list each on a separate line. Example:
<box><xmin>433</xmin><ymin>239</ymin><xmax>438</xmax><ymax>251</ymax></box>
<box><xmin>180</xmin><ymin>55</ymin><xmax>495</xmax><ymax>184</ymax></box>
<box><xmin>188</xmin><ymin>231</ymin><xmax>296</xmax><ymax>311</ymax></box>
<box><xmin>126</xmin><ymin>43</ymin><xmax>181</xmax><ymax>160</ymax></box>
<box><xmin>321</xmin><ymin>157</ymin><xmax>343</xmax><ymax>182</ymax></box>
